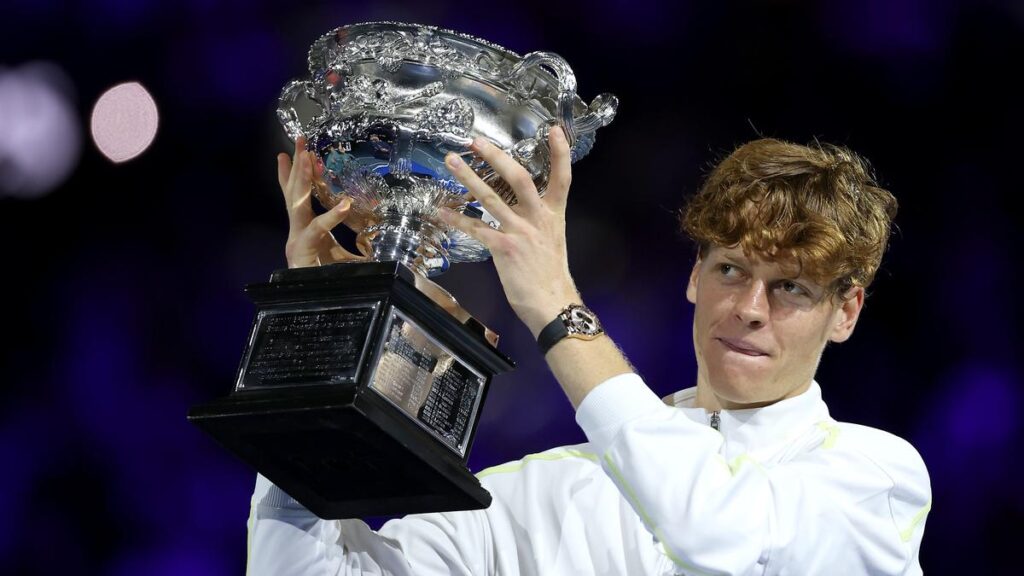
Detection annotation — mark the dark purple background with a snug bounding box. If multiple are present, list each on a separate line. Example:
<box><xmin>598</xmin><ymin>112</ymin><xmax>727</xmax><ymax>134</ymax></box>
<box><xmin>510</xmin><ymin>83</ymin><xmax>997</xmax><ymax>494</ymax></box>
<box><xmin>2</xmin><ymin>0</ymin><xmax>1021</xmax><ymax>573</ymax></box>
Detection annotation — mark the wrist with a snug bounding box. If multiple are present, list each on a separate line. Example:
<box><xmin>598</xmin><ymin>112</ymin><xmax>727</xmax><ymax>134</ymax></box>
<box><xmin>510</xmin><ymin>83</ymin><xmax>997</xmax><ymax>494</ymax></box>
<box><xmin>519</xmin><ymin>293</ymin><xmax>582</xmax><ymax>338</ymax></box>
<box><xmin>504</xmin><ymin>271</ymin><xmax>580</xmax><ymax>336</ymax></box>
<box><xmin>536</xmin><ymin>303</ymin><xmax>605</xmax><ymax>356</ymax></box>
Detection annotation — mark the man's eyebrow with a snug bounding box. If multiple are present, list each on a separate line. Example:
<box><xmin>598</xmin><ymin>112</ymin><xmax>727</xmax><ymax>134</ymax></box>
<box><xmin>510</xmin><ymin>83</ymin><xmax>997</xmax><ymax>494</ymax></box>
<box><xmin>752</xmin><ymin>258</ymin><xmax>818</xmax><ymax>283</ymax></box>
<box><xmin>717</xmin><ymin>251</ymin><xmax>750</xmax><ymax>266</ymax></box>
<box><xmin>776</xmin><ymin>267</ymin><xmax>813</xmax><ymax>283</ymax></box>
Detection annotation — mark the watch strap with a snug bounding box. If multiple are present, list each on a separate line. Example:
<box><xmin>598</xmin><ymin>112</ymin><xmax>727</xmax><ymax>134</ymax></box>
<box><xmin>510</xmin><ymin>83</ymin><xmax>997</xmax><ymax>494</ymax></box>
<box><xmin>537</xmin><ymin>313</ymin><xmax>569</xmax><ymax>356</ymax></box>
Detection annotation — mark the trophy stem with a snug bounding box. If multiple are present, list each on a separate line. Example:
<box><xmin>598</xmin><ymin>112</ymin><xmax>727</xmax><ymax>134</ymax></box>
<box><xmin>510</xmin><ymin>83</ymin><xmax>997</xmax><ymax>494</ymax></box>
<box><xmin>369</xmin><ymin>212</ymin><xmax>447</xmax><ymax>277</ymax></box>
<box><xmin>372</xmin><ymin>225</ymin><xmax>423</xmax><ymax>272</ymax></box>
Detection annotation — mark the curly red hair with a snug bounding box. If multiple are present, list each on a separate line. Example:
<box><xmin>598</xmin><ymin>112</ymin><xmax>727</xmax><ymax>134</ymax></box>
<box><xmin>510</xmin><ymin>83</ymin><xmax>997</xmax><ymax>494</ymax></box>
<box><xmin>680</xmin><ymin>138</ymin><xmax>897</xmax><ymax>296</ymax></box>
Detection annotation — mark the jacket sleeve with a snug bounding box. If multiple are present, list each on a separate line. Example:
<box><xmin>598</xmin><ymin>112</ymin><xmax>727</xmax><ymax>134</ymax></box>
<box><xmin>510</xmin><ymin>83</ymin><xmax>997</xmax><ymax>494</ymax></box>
<box><xmin>575</xmin><ymin>374</ymin><xmax>931</xmax><ymax>576</ymax></box>
<box><xmin>246</xmin><ymin>474</ymin><xmax>493</xmax><ymax>576</ymax></box>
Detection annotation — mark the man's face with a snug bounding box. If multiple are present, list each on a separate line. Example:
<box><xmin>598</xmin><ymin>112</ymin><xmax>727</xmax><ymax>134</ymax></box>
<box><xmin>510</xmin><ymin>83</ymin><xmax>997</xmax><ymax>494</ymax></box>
<box><xmin>686</xmin><ymin>245</ymin><xmax>864</xmax><ymax>409</ymax></box>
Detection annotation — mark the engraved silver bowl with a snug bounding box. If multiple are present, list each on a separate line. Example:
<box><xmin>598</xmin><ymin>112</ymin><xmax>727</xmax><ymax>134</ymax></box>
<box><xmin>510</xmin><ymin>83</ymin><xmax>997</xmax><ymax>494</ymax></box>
<box><xmin>278</xmin><ymin>21</ymin><xmax>618</xmax><ymax>276</ymax></box>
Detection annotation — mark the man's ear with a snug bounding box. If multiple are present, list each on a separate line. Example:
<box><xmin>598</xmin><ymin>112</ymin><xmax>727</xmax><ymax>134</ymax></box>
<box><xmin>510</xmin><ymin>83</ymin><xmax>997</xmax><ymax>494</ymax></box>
<box><xmin>686</xmin><ymin>258</ymin><xmax>701</xmax><ymax>304</ymax></box>
<box><xmin>829</xmin><ymin>286</ymin><xmax>865</xmax><ymax>343</ymax></box>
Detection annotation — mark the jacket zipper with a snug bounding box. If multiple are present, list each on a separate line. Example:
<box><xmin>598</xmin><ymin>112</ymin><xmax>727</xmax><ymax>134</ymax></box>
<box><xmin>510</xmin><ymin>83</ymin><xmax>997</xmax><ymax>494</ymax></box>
<box><xmin>710</xmin><ymin>410</ymin><xmax>721</xmax><ymax>431</ymax></box>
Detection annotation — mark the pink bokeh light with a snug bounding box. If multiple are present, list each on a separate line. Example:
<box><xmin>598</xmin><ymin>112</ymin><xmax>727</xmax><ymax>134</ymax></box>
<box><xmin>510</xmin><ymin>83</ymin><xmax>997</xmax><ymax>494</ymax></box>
<box><xmin>90</xmin><ymin>82</ymin><xmax>159</xmax><ymax>163</ymax></box>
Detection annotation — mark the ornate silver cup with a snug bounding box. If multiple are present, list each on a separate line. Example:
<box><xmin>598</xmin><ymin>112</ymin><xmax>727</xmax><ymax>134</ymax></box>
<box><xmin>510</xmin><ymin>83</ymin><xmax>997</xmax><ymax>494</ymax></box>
<box><xmin>278</xmin><ymin>21</ymin><xmax>618</xmax><ymax>276</ymax></box>
<box><xmin>189</xmin><ymin>22</ymin><xmax>617</xmax><ymax>519</ymax></box>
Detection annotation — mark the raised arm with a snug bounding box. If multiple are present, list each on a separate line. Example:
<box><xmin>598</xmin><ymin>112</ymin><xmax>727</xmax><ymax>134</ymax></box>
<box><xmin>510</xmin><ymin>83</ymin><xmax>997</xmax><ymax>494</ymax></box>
<box><xmin>439</xmin><ymin>127</ymin><xmax>632</xmax><ymax>407</ymax></box>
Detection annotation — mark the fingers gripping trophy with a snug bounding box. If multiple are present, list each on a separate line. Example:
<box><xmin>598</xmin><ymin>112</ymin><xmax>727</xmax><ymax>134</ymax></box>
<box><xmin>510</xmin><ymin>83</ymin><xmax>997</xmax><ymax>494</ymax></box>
<box><xmin>189</xmin><ymin>22</ymin><xmax>617</xmax><ymax>519</ymax></box>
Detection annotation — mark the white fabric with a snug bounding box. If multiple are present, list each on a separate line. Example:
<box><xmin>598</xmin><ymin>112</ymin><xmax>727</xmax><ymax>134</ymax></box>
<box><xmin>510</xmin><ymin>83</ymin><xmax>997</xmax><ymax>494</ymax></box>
<box><xmin>247</xmin><ymin>374</ymin><xmax>931</xmax><ymax>575</ymax></box>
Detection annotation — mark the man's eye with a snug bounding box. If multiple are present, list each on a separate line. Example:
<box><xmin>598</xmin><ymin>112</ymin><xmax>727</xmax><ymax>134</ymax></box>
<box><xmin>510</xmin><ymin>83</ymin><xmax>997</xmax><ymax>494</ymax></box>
<box><xmin>780</xmin><ymin>281</ymin><xmax>807</xmax><ymax>296</ymax></box>
<box><xmin>718</xmin><ymin>264</ymin><xmax>735</xmax><ymax>276</ymax></box>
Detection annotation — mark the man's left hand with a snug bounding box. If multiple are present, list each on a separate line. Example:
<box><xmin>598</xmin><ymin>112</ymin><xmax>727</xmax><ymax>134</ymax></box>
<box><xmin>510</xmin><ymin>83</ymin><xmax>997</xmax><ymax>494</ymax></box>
<box><xmin>440</xmin><ymin>126</ymin><xmax>580</xmax><ymax>337</ymax></box>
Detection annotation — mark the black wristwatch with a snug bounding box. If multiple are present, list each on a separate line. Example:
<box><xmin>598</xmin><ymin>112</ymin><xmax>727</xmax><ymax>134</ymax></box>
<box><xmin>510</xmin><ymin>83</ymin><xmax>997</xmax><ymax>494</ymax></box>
<box><xmin>537</xmin><ymin>304</ymin><xmax>604</xmax><ymax>355</ymax></box>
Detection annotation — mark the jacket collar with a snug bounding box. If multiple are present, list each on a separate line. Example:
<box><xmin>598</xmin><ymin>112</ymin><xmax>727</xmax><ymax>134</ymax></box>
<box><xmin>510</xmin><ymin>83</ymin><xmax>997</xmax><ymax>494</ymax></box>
<box><xmin>664</xmin><ymin>381</ymin><xmax>832</xmax><ymax>460</ymax></box>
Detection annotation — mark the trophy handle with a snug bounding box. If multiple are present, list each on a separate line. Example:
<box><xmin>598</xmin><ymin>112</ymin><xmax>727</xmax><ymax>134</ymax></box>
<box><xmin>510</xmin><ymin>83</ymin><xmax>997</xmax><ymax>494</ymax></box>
<box><xmin>277</xmin><ymin>80</ymin><xmax>326</xmax><ymax>142</ymax></box>
<box><xmin>573</xmin><ymin>93</ymin><xmax>619</xmax><ymax>135</ymax></box>
<box><xmin>508</xmin><ymin>52</ymin><xmax>578</xmax><ymax>144</ymax></box>
<box><xmin>507</xmin><ymin>53</ymin><xmax>618</xmax><ymax>161</ymax></box>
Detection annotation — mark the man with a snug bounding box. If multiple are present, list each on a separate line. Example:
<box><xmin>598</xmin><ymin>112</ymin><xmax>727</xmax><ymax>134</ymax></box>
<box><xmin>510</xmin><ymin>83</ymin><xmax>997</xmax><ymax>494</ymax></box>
<box><xmin>250</xmin><ymin>127</ymin><xmax>930</xmax><ymax>574</ymax></box>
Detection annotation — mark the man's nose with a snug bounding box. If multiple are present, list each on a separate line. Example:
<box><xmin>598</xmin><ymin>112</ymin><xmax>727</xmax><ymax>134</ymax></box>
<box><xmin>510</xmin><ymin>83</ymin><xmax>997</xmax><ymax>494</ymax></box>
<box><xmin>734</xmin><ymin>281</ymin><xmax>769</xmax><ymax>327</ymax></box>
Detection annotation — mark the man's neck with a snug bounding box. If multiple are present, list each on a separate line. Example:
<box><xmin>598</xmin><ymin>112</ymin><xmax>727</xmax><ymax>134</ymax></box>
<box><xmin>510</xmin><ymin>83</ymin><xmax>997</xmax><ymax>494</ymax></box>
<box><xmin>693</xmin><ymin>383</ymin><xmax>724</xmax><ymax>412</ymax></box>
<box><xmin>692</xmin><ymin>379</ymin><xmax>812</xmax><ymax>412</ymax></box>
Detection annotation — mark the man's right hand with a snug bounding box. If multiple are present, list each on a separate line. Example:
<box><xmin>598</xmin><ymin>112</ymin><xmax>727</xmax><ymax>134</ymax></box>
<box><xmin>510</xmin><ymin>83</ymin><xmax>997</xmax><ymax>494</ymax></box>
<box><xmin>277</xmin><ymin>137</ymin><xmax>365</xmax><ymax>268</ymax></box>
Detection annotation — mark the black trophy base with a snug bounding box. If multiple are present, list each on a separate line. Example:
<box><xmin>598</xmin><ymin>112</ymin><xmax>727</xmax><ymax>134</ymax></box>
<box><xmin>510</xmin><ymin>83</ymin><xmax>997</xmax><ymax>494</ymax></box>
<box><xmin>189</xmin><ymin>385</ymin><xmax>492</xmax><ymax>518</ymax></box>
<box><xmin>188</xmin><ymin>261</ymin><xmax>514</xmax><ymax>519</ymax></box>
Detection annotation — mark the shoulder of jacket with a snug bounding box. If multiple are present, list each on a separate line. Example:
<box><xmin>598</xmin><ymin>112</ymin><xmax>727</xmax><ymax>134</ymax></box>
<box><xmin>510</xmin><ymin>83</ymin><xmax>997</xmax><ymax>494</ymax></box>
<box><xmin>832</xmin><ymin>423</ymin><xmax>933</xmax><ymax>550</ymax></box>
<box><xmin>830</xmin><ymin>422</ymin><xmax>931</xmax><ymax>491</ymax></box>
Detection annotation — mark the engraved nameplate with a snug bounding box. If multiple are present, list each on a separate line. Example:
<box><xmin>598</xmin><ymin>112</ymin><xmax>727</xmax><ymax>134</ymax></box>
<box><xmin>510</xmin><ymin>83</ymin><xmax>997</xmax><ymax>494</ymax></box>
<box><xmin>368</xmin><ymin>308</ymin><xmax>485</xmax><ymax>456</ymax></box>
<box><xmin>238</xmin><ymin>303</ymin><xmax>378</xmax><ymax>390</ymax></box>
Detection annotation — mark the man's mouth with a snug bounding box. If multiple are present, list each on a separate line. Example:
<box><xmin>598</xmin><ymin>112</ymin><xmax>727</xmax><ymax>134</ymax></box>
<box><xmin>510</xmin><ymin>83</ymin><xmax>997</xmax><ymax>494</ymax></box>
<box><xmin>716</xmin><ymin>337</ymin><xmax>769</xmax><ymax>357</ymax></box>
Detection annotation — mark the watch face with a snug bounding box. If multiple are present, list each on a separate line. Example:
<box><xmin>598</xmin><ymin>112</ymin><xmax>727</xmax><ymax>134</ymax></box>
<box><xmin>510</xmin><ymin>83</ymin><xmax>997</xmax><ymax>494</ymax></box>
<box><xmin>566</xmin><ymin>306</ymin><xmax>602</xmax><ymax>335</ymax></box>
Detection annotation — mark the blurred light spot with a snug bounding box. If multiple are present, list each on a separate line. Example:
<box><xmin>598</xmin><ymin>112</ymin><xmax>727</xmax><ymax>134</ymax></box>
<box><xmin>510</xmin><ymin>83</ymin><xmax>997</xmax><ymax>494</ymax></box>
<box><xmin>914</xmin><ymin>362</ymin><xmax>1020</xmax><ymax>483</ymax></box>
<box><xmin>945</xmin><ymin>365</ymin><xmax>1018</xmax><ymax>453</ymax></box>
<box><xmin>90</xmin><ymin>81</ymin><xmax>158</xmax><ymax>163</ymax></box>
<box><xmin>0</xmin><ymin>62</ymin><xmax>82</xmax><ymax>199</ymax></box>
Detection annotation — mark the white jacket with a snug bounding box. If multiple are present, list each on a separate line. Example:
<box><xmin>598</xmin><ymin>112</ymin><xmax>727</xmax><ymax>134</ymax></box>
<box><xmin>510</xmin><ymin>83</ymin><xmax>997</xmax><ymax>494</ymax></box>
<box><xmin>247</xmin><ymin>375</ymin><xmax>931</xmax><ymax>575</ymax></box>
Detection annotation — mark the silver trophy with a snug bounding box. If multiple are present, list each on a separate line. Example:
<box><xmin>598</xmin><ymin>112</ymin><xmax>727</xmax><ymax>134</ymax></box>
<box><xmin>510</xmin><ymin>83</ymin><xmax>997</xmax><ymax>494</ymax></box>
<box><xmin>189</xmin><ymin>22</ymin><xmax>617</xmax><ymax>518</ymax></box>
<box><xmin>278</xmin><ymin>21</ymin><xmax>618</xmax><ymax>275</ymax></box>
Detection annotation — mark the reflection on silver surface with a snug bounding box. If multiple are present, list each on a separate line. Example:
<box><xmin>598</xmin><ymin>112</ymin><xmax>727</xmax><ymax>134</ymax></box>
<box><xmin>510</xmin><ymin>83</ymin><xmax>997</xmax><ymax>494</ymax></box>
<box><xmin>279</xmin><ymin>22</ymin><xmax>617</xmax><ymax>277</ymax></box>
<box><xmin>368</xmin><ymin>308</ymin><xmax>486</xmax><ymax>455</ymax></box>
